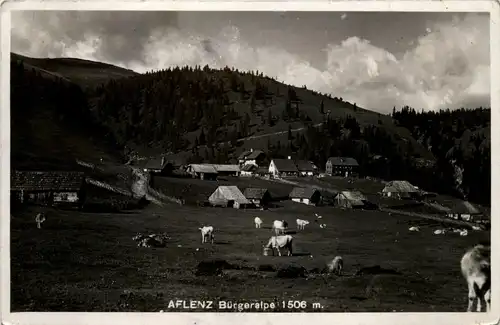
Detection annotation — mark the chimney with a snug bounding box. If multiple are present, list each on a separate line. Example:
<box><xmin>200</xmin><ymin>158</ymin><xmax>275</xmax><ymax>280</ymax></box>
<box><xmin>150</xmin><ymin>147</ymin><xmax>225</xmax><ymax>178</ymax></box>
<box><xmin>250</xmin><ymin>148</ymin><xmax>253</xmax><ymax>152</ymax></box>
<box><xmin>287</xmin><ymin>156</ymin><xmax>291</xmax><ymax>160</ymax></box>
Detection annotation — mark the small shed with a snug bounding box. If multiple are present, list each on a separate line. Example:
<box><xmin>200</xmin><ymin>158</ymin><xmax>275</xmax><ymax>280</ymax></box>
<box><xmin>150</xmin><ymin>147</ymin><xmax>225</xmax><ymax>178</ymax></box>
<box><xmin>212</xmin><ymin>164</ymin><xmax>240</xmax><ymax>177</ymax></box>
<box><xmin>187</xmin><ymin>164</ymin><xmax>218</xmax><ymax>180</ymax></box>
<box><xmin>208</xmin><ymin>186</ymin><xmax>251</xmax><ymax>209</ymax></box>
<box><xmin>240</xmin><ymin>164</ymin><xmax>257</xmax><ymax>177</ymax></box>
<box><xmin>289</xmin><ymin>187</ymin><xmax>321</xmax><ymax>206</ymax></box>
<box><xmin>11</xmin><ymin>171</ymin><xmax>86</xmax><ymax>208</ymax></box>
<box><xmin>143</xmin><ymin>156</ymin><xmax>173</xmax><ymax>175</ymax></box>
<box><xmin>382</xmin><ymin>180</ymin><xmax>420</xmax><ymax>199</ymax></box>
<box><xmin>334</xmin><ymin>191</ymin><xmax>368</xmax><ymax>209</ymax></box>
<box><xmin>243</xmin><ymin>188</ymin><xmax>272</xmax><ymax>207</ymax></box>
<box><xmin>447</xmin><ymin>201</ymin><xmax>484</xmax><ymax>222</ymax></box>
<box><xmin>295</xmin><ymin>160</ymin><xmax>316</xmax><ymax>176</ymax></box>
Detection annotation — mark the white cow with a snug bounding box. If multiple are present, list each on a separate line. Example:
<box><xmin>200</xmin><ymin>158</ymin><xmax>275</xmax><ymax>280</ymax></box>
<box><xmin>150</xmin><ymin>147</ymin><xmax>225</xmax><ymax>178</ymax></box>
<box><xmin>254</xmin><ymin>217</ymin><xmax>263</xmax><ymax>229</ymax></box>
<box><xmin>408</xmin><ymin>226</ymin><xmax>420</xmax><ymax>232</ymax></box>
<box><xmin>296</xmin><ymin>218</ymin><xmax>310</xmax><ymax>230</ymax></box>
<box><xmin>460</xmin><ymin>229</ymin><xmax>469</xmax><ymax>237</ymax></box>
<box><xmin>327</xmin><ymin>256</ymin><xmax>343</xmax><ymax>275</ymax></box>
<box><xmin>35</xmin><ymin>212</ymin><xmax>46</xmax><ymax>229</ymax></box>
<box><xmin>434</xmin><ymin>229</ymin><xmax>446</xmax><ymax>235</ymax></box>
<box><xmin>199</xmin><ymin>226</ymin><xmax>215</xmax><ymax>244</ymax></box>
<box><xmin>461</xmin><ymin>244</ymin><xmax>491</xmax><ymax>312</ymax></box>
<box><xmin>319</xmin><ymin>223</ymin><xmax>327</xmax><ymax>229</ymax></box>
<box><xmin>264</xmin><ymin>235</ymin><xmax>293</xmax><ymax>256</ymax></box>
<box><xmin>314</xmin><ymin>213</ymin><xmax>323</xmax><ymax>219</ymax></box>
<box><xmin>272</xmin><ymin>220</ymin><xmax>288</xmax><ymax>235</ymax></box>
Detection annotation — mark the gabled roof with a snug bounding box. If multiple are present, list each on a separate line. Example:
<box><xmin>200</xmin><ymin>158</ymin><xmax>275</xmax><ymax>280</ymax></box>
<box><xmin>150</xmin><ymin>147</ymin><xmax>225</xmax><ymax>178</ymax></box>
<box><xmin>144</xmin><ymin>157</ymin><xmax>170</xmax><ymax>170</ymax></box>
<box><xmin>327</xmin><ymin>157</ymin><xmax>359</xmax><ymax>166</ymax></box>
<box><xmin>272</xmin><ymin>159</ymin><xmax>299</xmax><ymax>173</ymax></box>
<box><xmin>11</xmin><ymin>171</ymin><xmax>85</xmax><ymax>191</ymax></box>
<box><xmin>212</xmin><ymin>164</ymin><xmax>240</xmax><ymax>172</ymax></box>
<box><xmin>243</xmin><ymin>188</ymin><xmax>270</xmax><ymax>200</ymax></box>
<box><xmin>382</xmin><ymin>180</ymin><xmax>418</xmax><ymax>193</ymax></box>
<box><xmin>210</xmin><ymin>186</ymin><xmax>250</xmax><ymax>204</ymax></box>
<box><xmin>289</xmin><ymin>187</ymin><xmax>320</xmax><ymax>199</ymax></box>
<box><xmin>238</xmin><ymin>150</ymin><xmax>252</xmax><ymax>160</ymax></box>
<box><xmin>295</xmin><ymin>160</ymin><xmax>315</xmax><ymax>172</ymax></box>
<box><xmin>336</xmin><ymin>191</ymin><xmax>367</xmax><ymax>206</ymax></box>
<box><xmin>241</xmin><ymin>164</ymin><xmax>258</xmax><ymax>172</ymax></box>
<box><xmin>188</xmin><ymin>164</ymin><xmax>218</xmax><ymax>174</ymax></box>
<box><xmin>449</xmin><ymin>201</ymin><xmax>482</xmax><ymax>214</ymax></box>
<box><xmin>246</xmin><ymin>150</ymin><xmax>265</xmax><ymax>160</ymax></box>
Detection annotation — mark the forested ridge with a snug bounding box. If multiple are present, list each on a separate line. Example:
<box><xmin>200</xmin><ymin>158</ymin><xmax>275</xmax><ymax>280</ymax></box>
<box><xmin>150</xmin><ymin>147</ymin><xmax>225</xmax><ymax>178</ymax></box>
<box><xmin>10</xmin><ymin>56</ymin><xmax>491</xmax><ymax>205</ymax></box>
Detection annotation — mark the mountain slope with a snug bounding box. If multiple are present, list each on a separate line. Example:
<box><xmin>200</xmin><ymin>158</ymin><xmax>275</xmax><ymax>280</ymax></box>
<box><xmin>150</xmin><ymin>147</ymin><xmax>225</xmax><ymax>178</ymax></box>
<box><xmin>11</xmin><ymin>52</ymin><xmax>138</xmax><ymax>89</ymax></box>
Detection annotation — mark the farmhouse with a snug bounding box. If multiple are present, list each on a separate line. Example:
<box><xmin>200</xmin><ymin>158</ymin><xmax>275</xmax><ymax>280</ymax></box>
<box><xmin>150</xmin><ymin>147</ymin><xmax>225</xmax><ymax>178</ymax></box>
<box><xmin>334</xmin><ymin>191</ymin><xmax>368</xmax><ymax>209</ymax></box>
<box><xmin>382</xmin><ymin>180</ymin><xmax>420</xmax><ymax>199</ymax></box>
<box><xmin>143</xmin><ymin>157</ymin><xmax>173</xmax><ymax>175</ymax></box>
<box><xmin>208</xmin><ymin>186</ymin><xmax>251</xmax><ymax>209</ymax></box>
<box><xmin>446</xmin><ymin>201</ymin><xmax>484</xmax><ymax>222</ymax></box>
<box><xmin>186</xmin><ymin>164</ymin><xmax>218</xmax><ymax>180</ymax></box>
<box><xmin>269</xmin><ymin>158</ymin><xmax>299</xmax><ymax>178</ymax></box>
<box><xmin>238</xmin><ymin>149</ymin><xmax>267</xmax><ymax>167</ymax></box>
<box><xmin>240</xmin><ymin>164</ymin><xmax>257</xmax><ymax>177</ymax></box>
<box><xmin>289</xmin><ymin>187</ymin><xmax>321</xmax><ymax>206</ymax></box>
<box><xmin>326</xmin><ymin>157</ymin><xmax>359</xmax><ymax>177</ymax></box>
<box><xmin>212</xmin><ymin>164</ymin><xmax>240</xmax><ymax>177</ymax></box>
<box><xmin>295</xmin><ymin>160</ymin><xmax>317</xmax><ymax>176</ymax></box>
<box><xmin>11</xmin><ymin>171</ymin><xmax>86</xmax><ymax>208</ymax></box>
<box><xmin>243</xmin><ymin>188</ymin><xmax>272</xmax><ymax>207</ymax></box>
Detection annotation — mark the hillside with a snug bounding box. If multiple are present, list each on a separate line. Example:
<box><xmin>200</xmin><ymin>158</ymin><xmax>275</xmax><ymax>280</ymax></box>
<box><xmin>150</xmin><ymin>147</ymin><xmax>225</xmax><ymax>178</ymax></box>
<box><xmin>10</xmin><ymin>54</ymin><xmax>490</xmax><ymax>205</ymax></box>
<box><xmin>11</xmin><ymin>53</ymin><xmax>138</xmax><ymax>89</ymax></box>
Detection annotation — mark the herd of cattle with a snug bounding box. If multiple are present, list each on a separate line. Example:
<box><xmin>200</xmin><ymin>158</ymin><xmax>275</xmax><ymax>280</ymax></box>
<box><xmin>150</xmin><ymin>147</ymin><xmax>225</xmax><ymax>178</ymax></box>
<box><xmin>30</xmin><ymin>209</ymin><xmax>491</xmax><ymax>312</ymax></box>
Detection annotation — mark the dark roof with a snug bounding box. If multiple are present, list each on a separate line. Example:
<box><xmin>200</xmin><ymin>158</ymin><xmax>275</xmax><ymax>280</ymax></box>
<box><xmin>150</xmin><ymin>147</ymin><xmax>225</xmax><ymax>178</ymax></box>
<box><xmin>246</xmin><ymin>150</ymin><xmax>265</xmax><ymax>160</ymax></box>
<box><xmin>327</xmin><ymin>157</ymin><xmax>359</xmax><ymax>166</ymax></box>
<box><xmin>241</xmin><ymin>164</ymin><xmax>258</xmax><ymax>172</ymax></box>
<box><xmin>295</xmin><ymin>160</ymin><xmax>315</xmax><ymax>172</ymax></box>
<box><xmin>272</xmin><ymin>159</ymin><xmax>299</xmax><ymax>173</ymax></box>
<box><xmin>449</xmin><ymin>201</ymin><xmax>482</xmax><ymax>214</ymax></box>
<box><xmin>243</xmin><ymin>188</ymin><xmax>270</xmax><ymax>200</ymax></box>
<box><xmin>256</xmin><ymin>167</ymin><xmax>269</xmax><ymax>174</ymax></box>
<box><xmin>289</xmin><ymin>187</ymin><xmax>320</xmax><ymax>199</ymax></box>
<box><xmin>238</xmin><ymin>150</ymin><xmax>252</xmax><ymax>160</ymax></box>
<box><xmin>144</xmin><ymin>157</ymin><xmax>170</xmax><ymax>170</ymax></box>
<box><xmin>11</xmin><ymin>171</ymin><xmax>85</xmax><ymax>191</ymax></box>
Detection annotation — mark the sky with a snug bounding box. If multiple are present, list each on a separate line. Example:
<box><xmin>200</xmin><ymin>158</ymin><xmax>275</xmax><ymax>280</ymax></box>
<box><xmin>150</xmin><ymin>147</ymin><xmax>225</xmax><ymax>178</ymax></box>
<box><xmin>11</xmin><ymin>11</ymin><xmax>490</xmax><ymax>114</ymax></box>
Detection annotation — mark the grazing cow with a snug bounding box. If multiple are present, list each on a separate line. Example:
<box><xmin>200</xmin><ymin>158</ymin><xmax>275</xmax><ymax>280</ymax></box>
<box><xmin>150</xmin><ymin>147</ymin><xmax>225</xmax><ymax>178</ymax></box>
<box><xmin>264</xmin><ymin>235</ymin><xmax>293</xmax><ymax>256</ymax></box>
<box><xmin>272</xmin><ymin>220</ymin><xmax>287</xmax><ymax>235</ymax></box>
<box><xmin>35</xmin><ymin>212</ymin><xmax>46</xmax><ymax>229</ymax></box>
<box><xmin>434</xmin><ymin>229</ymin><xmax>446</xmax><ymax>235</ymax></box>
<box><xmin>199</xmin><ymin>226</ymin><xmax>215</xmax><ymax>244</ymax></box>
<box><xmin>314</xmin><ymin>213</ymin><xmax>323</xmax><ymax>219</ymax></box>
<box><xmin>408</xmin><ymin>226</ymin><xmax>420</xmax><ymax>232</ymax></box>
<box><xmin>327</xmin><ymin>256</ymin><xmax>343</xmax><ymax>275</ymax></box>
<box><xmin>460</xmin><ymin>230</ymin><xmax>469</xmax><ymax>237</ymax></box>
<box><xmin>461</xmin><ymin>244</ymin><xmax>491</xmax><ymax>312</ymax></box>
<box><xmin>296</xmin><ymin>219</ymin><xmax>310</xmax><ymax>230</ymax></box>
<box><xmin>254</xmin><ymin>217</ymin><xmax>263</xmax><ymax>229</ymax></box>
<box><xmin>319</xmin><ymin>223</ymin><xmax>327</xmax><ymax>229</ymax></box>
<box><xmin>472</xmin><ymin>225</ymin><xmax>481</xmax><ymax>231</ymax></box>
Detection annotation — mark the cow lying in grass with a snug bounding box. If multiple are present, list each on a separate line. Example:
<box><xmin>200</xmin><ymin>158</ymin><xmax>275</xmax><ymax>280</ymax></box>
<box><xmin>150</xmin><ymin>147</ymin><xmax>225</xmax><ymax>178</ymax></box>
<box><xmin>264</xmin><ymin>235</ymin><xmax>293</xmax><ymax>257</ymax></box>
<box><xmin>461</xmin><ymin>244</ymin><xmax>491</xmax><ymax>312</ymax></box>
<box><xmin>199</xmin><ymin>226</ymin><xmax>215</xmax><ymax>244</ymax></box>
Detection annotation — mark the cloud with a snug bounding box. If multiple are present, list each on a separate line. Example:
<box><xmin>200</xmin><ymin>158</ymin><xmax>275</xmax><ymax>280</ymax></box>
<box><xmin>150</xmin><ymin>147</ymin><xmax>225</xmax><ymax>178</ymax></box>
<box><xmin>11</xmin><ymin>12</ymin><xmax>489</xmax><ymax>113</ymax></box>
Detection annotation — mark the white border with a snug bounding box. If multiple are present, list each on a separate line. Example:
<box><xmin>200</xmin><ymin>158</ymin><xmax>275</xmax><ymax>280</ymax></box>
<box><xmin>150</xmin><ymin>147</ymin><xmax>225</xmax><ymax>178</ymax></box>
<box><xmin>1</xmin><ymin>1</ymin><xmax>498</xmax><ymax>325</ymax></box>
